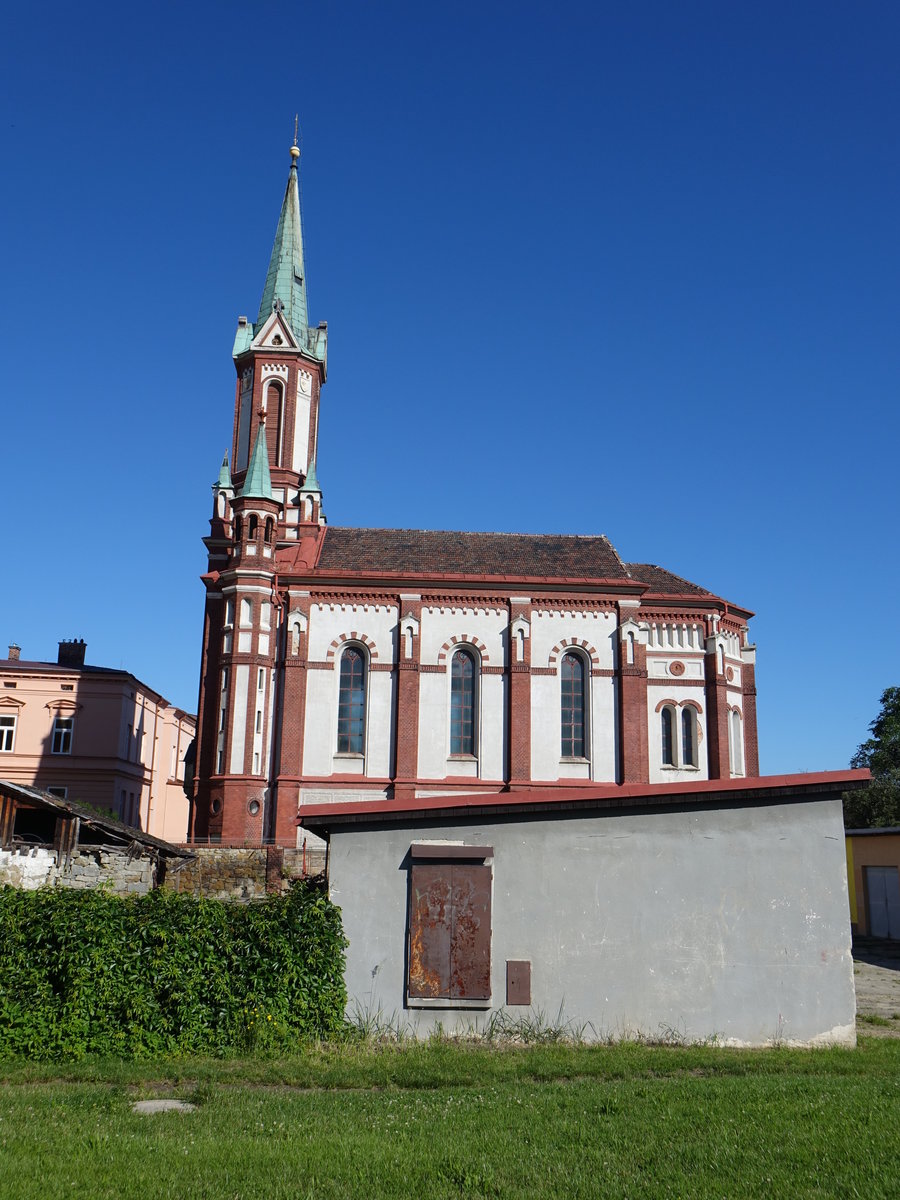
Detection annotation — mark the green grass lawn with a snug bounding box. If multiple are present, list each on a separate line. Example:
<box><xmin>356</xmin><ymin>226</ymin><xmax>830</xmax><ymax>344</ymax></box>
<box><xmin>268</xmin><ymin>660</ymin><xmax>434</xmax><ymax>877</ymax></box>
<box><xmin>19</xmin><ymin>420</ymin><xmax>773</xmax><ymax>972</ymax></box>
<box><xmin>1</xmin><ymin>1039</ymin><xmax>898</xmax><ymax>1199</ymax></box>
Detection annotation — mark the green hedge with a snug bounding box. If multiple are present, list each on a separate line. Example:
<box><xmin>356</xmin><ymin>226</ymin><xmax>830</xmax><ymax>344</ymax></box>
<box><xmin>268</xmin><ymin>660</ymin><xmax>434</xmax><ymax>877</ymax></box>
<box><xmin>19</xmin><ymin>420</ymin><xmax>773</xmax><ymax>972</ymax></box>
<box><xmin>0</xmin><ymin>881</ymin><xmax>347</xmax><ymax>1060</ymax></box>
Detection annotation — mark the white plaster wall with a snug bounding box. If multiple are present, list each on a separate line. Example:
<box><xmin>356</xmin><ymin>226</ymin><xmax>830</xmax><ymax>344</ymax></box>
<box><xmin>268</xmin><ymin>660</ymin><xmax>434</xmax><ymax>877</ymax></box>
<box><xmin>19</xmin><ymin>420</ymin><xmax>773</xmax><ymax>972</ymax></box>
<box><xmin>306</xmin><ymin>603</ymin><xmax>398</xmax><ymax>664</ymax></box>
<box><xmin>292</xmin><ymin>370</ymin><xmax>312</xmax><ymax>474</ymax></box>
<box><xmin>417</xmin><ymin>607</ymin><xmax>509</xmax><ymax>781</ymax></box>
<box><xmin>418</xmin><ymin>673</ymin><xmax>448</xmax><ymax>779</ymax></box>
<box><xmin>480</xmin><ymin>673</ymin><xmax>506</xmax><ymax>782</ymax></box>
<box><xmin>302</xmin><ymin>603</ymin><xmax>399</xmax><ymax>778</ymax></box>
<box><xmin>303</xmin><ymin>669</ymin><xmax>335</xmax><ymax>776</ymax></box>
<box><xmin>529</xmin><ymin>612</ymin><xmax>617</xmax><ymax>783</ymax></box>
<box><xmin>531</xmin><ymin>673</ymin><xmax>618</xmax><ymax>782</ymax></box>
<box><xmin>367</xmin><ymin>670</ymin><xmax>396</xmax><ymax>778</ymax></box>
<box><xmin>647</xmin><ymin>654</ymin><xmax>705</xmax><ymax>681</ymax></box>
<box><xmin>647</xmin><ymin>683</ymin><xmax>709</xmax><ymax>784</ymax></box>
<box><xmin>530</xmin><ymin>610</ymin><xmax>617</xmax><ymax>669</ymax></box>
<box><xmin>419</xmin><ymin>607</ymin><xmax>508</xmax><ymax>667</ymax></box>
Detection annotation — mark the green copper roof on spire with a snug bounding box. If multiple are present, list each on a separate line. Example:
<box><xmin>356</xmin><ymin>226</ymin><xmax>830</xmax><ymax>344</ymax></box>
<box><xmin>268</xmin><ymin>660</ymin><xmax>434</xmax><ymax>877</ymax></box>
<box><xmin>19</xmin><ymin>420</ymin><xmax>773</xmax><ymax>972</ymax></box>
<box><xmin>216</xmin><ymin>453</ymin><xmax>232</xmax><ymax>491</ymax></box>
<box><xmin>301</xmin><ymin>459</ymin><xmax>321</xmax><ymax>493</ymax></box>
<box><xmin>257</xmin><ymin>143</ymin><xmax>309</xmax><ymax>344</ymax></box>
<box><xmin>239</xmin><ymin>426</ymin><xmax>273</xmax><ymax>500</ymax></box>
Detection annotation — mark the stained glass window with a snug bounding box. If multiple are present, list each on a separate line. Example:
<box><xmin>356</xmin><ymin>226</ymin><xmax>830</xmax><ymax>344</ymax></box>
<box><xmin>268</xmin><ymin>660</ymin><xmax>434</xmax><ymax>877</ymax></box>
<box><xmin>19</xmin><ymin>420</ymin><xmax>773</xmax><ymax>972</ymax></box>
<box><xmin>450</xmin><ymin>650</ymin><xmax>477</xmax><ymax>756</ymax></box>
<box><xmin>560</xmin><ymin>653</ymin><xmax>585</xmax><ymax>758</ymax></box>
<box><xmin>337</xmin><ymin>647</ymin><xmax>366</xmax><ymax>753</ymax></box>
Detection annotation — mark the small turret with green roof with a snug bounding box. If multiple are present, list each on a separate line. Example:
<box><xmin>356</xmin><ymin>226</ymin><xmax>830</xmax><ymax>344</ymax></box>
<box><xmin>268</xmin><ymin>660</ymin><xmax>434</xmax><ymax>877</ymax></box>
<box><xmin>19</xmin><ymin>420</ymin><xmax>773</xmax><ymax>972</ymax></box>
<box><xmin>239</xmin><ymin>425</ymin><xmax>274</xmax><ymax>501</ymax></box>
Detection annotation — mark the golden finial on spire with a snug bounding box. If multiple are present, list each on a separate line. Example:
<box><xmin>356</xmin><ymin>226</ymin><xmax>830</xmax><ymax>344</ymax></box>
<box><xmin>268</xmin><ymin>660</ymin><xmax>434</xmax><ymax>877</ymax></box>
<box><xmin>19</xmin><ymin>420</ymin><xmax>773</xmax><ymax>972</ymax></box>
<box><xmin>290</xmin><ymin>114</ymin><xmax>300</xmax><ymax>161</ymax></box>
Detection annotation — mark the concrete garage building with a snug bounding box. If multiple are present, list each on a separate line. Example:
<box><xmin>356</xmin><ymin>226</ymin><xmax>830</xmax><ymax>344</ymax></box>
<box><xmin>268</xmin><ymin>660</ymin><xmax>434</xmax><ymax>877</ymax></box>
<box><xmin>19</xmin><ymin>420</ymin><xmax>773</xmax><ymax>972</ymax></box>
<box><xmin>302</xmin><ymin>770</ymin><xmax>868</xmax><ymax>1047</ymax></box>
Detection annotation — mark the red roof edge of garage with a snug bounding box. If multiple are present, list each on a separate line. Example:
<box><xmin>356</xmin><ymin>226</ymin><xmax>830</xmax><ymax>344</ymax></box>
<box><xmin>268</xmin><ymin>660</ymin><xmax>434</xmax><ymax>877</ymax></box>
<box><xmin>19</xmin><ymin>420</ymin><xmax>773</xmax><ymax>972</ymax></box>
<box><xmin>297</xmin><ymin>768</ymin><xmax>870</xmax><ymax>827</ymax></box>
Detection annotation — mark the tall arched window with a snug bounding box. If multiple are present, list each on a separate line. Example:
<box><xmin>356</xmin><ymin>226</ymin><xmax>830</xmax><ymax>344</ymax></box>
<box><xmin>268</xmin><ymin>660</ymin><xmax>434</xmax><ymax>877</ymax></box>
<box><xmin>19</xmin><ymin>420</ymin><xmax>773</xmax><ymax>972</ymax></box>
<box><xmin>337</xmin><ymin>647</ymin><xmax>366</xmax><ymax>754</ymax></box>
<box><xmin>560</xmin><ymin>652</ymin><xmax>586</xmax><ymax>758</ymax></box>
<box><xmin>248</xmin><ymin>514</ymin><xmax>258</xmax><ymax>540</ymax></box>
<box><xmin>264</xmin><ymin>517</ymin><xmax>274</xmax><ymax>544</ymax></box>
<box><xmin>730</xmin><ymin>710</ymin><xmax>744</xmax><ymax>774</ymax></box>
<box><xmin>681</xmin><ymin>708</ymin><xmax>696</xmax><ymax>766</ymax></box>
<box><xmin>661</xmin><ymin>706</ymin><xmax>675</xmax><ymax>766</ymax></box>
<box><xmin>450</xmin><ymin>649</ymin><xmax>477</xmax><ymax>756</ymax></box>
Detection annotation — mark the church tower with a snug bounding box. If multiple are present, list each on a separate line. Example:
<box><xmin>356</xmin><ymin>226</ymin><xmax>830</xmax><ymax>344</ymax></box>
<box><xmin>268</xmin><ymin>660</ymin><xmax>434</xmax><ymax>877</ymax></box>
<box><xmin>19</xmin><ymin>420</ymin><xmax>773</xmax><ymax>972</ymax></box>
<box><xmin>192</xmin><ymin>136</ymin><xmax>327</xmax><ymax>843</ymax></box>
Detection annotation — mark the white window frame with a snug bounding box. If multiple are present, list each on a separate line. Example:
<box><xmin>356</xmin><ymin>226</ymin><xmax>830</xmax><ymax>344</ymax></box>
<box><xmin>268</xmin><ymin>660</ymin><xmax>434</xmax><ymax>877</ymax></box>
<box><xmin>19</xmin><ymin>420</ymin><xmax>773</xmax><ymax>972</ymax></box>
<box><xmin>51</xmin><ymin>716</ymin><xmax>74</xmax><ymax>755</ymax></box>
<box><xmin>0</xmin><ymin>713</ymin><xmax>16</xmax><ymax>752</ymax></box>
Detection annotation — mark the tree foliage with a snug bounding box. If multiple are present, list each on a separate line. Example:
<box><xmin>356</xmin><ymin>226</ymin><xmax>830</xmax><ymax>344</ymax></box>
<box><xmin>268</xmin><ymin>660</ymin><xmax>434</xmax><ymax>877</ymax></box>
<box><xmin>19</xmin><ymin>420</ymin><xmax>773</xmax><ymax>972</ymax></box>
<box><xmin>843</xmin><ymin>687</ymin><xmax>900</xmax><ymax>829</ymax></box>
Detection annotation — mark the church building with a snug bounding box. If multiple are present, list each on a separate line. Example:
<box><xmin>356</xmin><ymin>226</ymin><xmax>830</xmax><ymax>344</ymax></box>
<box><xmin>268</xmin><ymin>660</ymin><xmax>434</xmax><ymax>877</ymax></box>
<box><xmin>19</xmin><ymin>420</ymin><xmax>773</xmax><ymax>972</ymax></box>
<box><xmin>191</xmin><ymin>140</ymin><xmax>759</xmax><ymax>846</ymax></box>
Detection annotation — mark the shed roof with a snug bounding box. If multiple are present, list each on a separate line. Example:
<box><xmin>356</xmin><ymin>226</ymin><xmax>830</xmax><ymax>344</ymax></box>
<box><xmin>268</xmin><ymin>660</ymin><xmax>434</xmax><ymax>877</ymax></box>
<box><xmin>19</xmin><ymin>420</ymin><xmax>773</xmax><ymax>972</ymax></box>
<box><xmin>298</xmin><ymin>770</ymin><xmax>870</xmax><ymax>834</ymax></box>
<box><xmin>0</xmin><ymin>780</ymin><xmax>194</xmax><ymax>858</ymax></box>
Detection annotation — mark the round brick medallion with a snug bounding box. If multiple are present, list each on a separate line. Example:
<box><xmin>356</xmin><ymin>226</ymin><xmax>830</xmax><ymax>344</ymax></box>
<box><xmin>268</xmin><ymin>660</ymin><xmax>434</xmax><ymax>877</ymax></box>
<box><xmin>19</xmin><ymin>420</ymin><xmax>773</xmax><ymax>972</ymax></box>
<box><xmin>726</xmin><ymin>667</ymin><xmax>735</xmax><ymax>681</ymax></box>
<box><xmin>670</xmin><ymin>660</ymin><xmax>685</xmax><ymax>677</ymax></box>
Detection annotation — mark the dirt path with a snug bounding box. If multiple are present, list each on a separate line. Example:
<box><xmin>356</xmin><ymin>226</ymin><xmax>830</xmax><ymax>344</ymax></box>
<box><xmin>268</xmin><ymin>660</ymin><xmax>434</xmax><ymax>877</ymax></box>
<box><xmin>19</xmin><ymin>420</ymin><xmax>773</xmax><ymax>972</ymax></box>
<box><xmin>853</xmin><ymin>938</ymin><xmax>900</xmax><ymax>1037</ymax></box>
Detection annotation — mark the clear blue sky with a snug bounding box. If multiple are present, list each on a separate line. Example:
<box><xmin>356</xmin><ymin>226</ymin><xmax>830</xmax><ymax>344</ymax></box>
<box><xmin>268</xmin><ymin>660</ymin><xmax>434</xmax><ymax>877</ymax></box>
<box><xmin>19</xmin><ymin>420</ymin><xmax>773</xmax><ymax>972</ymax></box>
<box><xmin>2</xmin><ymin>2</ymin><xmax>898</xmax><ymax>774</ymax></box>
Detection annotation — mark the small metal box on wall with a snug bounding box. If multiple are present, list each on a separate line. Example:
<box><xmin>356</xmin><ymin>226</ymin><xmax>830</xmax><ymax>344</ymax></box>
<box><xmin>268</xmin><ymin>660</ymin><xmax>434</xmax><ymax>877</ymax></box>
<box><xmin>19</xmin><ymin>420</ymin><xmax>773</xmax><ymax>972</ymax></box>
<box><xmin>506</xmin><ymin>959</ymin><xmax>531</xmax><ymax>1005</ymax></box>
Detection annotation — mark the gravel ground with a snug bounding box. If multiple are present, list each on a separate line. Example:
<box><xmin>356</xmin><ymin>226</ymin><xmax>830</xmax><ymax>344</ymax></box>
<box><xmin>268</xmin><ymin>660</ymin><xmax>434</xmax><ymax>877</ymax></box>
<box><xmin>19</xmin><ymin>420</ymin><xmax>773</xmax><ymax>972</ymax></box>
<box><xmin>853</xmin><ymin>937</ymin><xmax>900</xmax><ymax>1037</ymax></box>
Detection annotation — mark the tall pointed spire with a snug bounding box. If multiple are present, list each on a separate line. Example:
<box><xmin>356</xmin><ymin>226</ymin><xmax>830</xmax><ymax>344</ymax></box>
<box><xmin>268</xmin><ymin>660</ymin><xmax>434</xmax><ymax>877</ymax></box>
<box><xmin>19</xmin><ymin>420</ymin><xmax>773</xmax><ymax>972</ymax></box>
<box><xmin>257</xmin><ymin>129</ymin><xmax>309</xmax><ymax>344</ymax></box>
<box><xmin>240</xmin><ymin>425</ymin><xmax>273</xmax><ymax>500</ymax></box>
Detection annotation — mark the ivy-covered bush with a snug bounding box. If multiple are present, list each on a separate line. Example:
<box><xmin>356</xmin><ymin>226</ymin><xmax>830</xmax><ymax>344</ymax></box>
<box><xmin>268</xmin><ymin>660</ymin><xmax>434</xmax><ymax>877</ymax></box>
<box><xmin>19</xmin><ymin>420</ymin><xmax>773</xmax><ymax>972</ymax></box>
<box><xmin>0</xmin><ymin>881</ymin><xmax>347</xmax><ymax>1059</ymax></box>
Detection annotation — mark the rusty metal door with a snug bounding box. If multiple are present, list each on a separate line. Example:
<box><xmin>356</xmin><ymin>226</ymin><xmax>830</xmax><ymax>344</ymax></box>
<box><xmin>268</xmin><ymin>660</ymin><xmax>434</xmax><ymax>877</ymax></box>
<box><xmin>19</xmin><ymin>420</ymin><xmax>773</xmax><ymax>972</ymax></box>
<box><xmin>408</xmin><ymin>863</ymin><xmax>491</xmax><ymax>1000</ymax></box>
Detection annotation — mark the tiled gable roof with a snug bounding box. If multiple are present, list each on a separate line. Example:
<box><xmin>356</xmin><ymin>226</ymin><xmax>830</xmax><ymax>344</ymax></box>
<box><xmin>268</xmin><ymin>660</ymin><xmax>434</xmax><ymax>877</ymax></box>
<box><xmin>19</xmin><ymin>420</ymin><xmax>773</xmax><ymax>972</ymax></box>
<box><xmin>625</xmin><ymin>563</ymin><xmax>714</xmax><ymax>597</ymax></box>
<box><xmin>315</xmin><ymin>528</ymin><xmax>627</xmax><ymax>581</ymax></box>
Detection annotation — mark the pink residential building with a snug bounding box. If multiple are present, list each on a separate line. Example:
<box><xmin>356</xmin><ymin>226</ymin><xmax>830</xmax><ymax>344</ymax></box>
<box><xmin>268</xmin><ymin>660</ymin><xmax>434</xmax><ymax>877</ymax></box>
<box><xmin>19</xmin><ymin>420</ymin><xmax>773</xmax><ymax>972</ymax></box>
<box><xmin>0</xmin><ymin>641</ymin><xmax>195</xmax><ymax>843</ymax></box>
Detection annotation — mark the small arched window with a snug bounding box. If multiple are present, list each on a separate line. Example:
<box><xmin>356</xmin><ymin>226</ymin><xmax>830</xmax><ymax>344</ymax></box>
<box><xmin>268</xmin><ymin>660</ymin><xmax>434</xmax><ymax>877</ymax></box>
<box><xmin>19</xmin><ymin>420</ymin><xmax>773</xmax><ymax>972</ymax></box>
<box><xmin>264</xmin><ymin>517</ymin><xmax>274</xmax><ymax>544</ymax></box>
<box><xmin>234</xmin><ymin>516</ymin><xmax>243</xmax><ymax>543</ymax></box>
<box><xmin>560</xmin><ymin>652</ymin><xmax>586</xmax><ymax>758</ymax></box>
<box><xmin>248</xmin><ymin>514</ymin><xmax>258</xmax><ymax>540</ymax></box>
<box><xmin>450</xmin><ymin>649</ymin><xmax>477</xmax><ymax>756</ymax></box>
<box><xmin>661</xmin><ymin>707</ymin><xmax>675</xmax><ymax>766</ymax></box>
<box><xmin>681</xmin><ymin>708</ymin><xmax>696</xmax><ymax>766</ymax></box>
<box><xmin>337</xmin><ymin>647</ymin><xmax>366</xmax><ymax>754</ymax></box>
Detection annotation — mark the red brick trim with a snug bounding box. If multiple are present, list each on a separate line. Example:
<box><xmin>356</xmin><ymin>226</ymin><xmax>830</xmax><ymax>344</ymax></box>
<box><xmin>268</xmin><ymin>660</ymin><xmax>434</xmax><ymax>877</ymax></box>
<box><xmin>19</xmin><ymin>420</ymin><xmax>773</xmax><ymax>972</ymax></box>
<box><xmin>648</xmin><ymin>676</ymin><xmax>707</xmax><ymax>687</ymax></box>
<box><xmin>548</xmin><ymin>639</ymin><xmax>601</xmax><ymax>670</ymax></box>
<box><xmin>437</xmin><ymin>635</ymin><xmax>489</xmax><ymax>666</ymax></box>
<box><xmin>326</xmin><ymin>633</ymin><xmax>379</xmax><ymax>662</ymax></box>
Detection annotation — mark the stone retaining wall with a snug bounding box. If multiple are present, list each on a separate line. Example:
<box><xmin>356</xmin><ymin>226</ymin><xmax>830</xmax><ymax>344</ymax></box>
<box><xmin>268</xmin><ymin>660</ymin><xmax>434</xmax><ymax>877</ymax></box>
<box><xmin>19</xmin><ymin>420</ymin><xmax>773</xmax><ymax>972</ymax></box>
<box><xmin>166</xmin><ymin>845</ymin><xmax>326</xmax><ymax>901</ymax></box>
<box><xmin>0</xmin><ymin>844</ymin><xmax>156</xmax><ymax>894</ymax></box>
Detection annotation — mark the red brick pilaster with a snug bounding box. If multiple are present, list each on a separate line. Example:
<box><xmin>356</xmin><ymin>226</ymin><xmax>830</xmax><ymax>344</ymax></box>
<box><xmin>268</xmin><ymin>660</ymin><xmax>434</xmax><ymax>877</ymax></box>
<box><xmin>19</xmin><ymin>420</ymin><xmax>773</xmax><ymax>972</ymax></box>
<box><xmin>192</xmin><ymin>589</ymin><xmax>224</xmax><ymax>841</ymax></box>
<box><xmin>741</xmin><ymin>650</ymin><xmax>760</xmax><ymax>777</ymax></box>
<box><xmin>617</xmin><ymin>620</ymin><xmax>649</xmax><ymax>784</ymax></box>
<box><xmin>508</xmin><ymin>601</ymin><xmax>532</xmax><ymax>784</ymax></box>
<box><xmin>394</xmin><ymin>599</ymin><xmax>422</xmax><ymax>801</ymax></box>
<box><xmin>704</xmin><ymin>640</ymin><xmax>731</xmax><ymax>779</ymax></box>
<box><xmin>274</xmin><ymin>601</ymin><xmax>310</xmax><ymax>844</ymax></box>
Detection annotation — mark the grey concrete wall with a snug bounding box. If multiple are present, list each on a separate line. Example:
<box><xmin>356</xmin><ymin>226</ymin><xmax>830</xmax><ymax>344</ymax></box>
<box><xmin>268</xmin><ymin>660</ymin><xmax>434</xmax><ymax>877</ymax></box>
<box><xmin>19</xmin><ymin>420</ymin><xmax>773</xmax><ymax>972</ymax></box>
<box><xmin>328</xmin><ymin>795</ymin><xmax>855</xmax><ymax>1047</ymax></box>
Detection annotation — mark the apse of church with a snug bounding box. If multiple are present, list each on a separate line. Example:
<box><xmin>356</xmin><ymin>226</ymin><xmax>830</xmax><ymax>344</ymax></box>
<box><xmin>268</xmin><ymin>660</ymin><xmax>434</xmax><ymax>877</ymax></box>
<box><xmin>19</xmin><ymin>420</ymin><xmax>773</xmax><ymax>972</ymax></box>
<box><xmin>191</xmin><ymin>139</ymin><xmax>758</xmax><ymax>846</ymax></box>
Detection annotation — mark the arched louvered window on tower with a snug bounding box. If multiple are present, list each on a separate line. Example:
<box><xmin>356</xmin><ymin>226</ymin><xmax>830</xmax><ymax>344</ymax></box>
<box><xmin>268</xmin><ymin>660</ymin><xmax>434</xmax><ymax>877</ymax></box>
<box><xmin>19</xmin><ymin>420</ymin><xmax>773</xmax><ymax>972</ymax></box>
<box><xmin>264</xmin><ymin>517</ymin><xmax>274</xmax><ymax>544</ymax></box>
<box><xmin>560</xmin><ymin>652</ymin><xmax>586</xmax><ymax>758</ymax></box>
<box><xmin>265</xmin><ymin>381</ymin><xmax>283</xmax><ymax>464</ymax></box>
<box><xmin>337</xmin><ymin>647</ymin><xmax>367</xmax><ymax>754</ymax></box>
<box><xmin>450</xmin><ymin>649</ymin><xmax>477</xmax><ymax>756</ymax></box>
